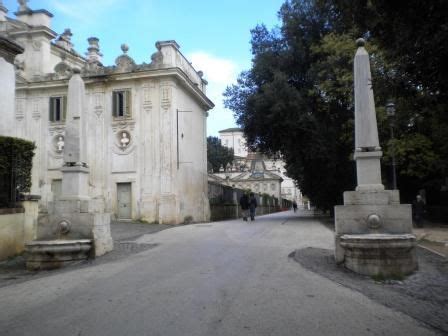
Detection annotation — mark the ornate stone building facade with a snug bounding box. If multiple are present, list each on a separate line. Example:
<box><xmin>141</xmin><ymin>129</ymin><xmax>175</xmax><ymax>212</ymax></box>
<box><xmin>217</xmin><ymin>128</ymin><xmax>303</xmax><ymax>204</ymax></box>
<box><xmin>209</xmin><ymin>152</ymin><xmax>283</xmax><ymax>200</ymax></box>
<box><xmin>0</xmin><ymin>1</ymin><xmax>214</xmax><ymax>224</ymax></box>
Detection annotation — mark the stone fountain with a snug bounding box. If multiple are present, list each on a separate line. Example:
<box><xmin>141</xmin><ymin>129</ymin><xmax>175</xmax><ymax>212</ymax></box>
<box><xmin>25</xmin><ymin>68</ymin><xmax>113</xmax><ymax>270</ymax></box>
<box><xmin>334</xmin><ymin>39</ymin><xmax>417</xmax><ymax>277</ymax></box>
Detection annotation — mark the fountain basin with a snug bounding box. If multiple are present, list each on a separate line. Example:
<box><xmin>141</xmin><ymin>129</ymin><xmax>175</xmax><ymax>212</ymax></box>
<box><xmin>25</xmin><ymin>239</ymin><xmax>92</xmax><ymax>270</ymax></box>
<box><xmin>340</xmin><ymin>233</ymin><xmax>417</xmax><ymax>277</ymax></box>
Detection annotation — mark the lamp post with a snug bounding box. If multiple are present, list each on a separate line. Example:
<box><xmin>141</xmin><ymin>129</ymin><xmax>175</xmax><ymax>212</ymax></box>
<box><xmin>386</xmin><ymin>101</ymin><xmax>397</xmax><ymax>190</ymax></box>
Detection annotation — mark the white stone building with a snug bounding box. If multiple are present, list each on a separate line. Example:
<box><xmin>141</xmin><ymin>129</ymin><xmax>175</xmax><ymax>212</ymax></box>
<box><xmin>210</xmin><ymin>152</ymin><xmax>283</xmax><ymax>200</ymax></box>
<box><xmin>218</xmin><ymin>128</ymin><xmax>248</xmax><ymax>157</ymax></box>
<box><xmin>0</xmin><ymin>1</ymin><xmax>214</xmax><ymax>224</ymax></box>
<box><xmin>218</xmin><ymin>128</ymin><xmax>302</xmax><ymax>204</ymax></box>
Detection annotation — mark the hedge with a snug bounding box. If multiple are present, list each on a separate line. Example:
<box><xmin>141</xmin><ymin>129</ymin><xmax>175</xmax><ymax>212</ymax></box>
<box><xmin>0</xmin><ymin>136</ymin><xmax>36</xmax><ymax>208</ymax></box>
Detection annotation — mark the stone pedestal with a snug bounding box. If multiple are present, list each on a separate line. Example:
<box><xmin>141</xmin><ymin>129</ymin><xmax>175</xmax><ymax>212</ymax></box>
<box><xmin>38</xmin><ymin>198</ymin><xmax>113</xmax><ymax>255</ymax></box>
<box><xmin>340</xmin><ymin>234</ymin><xmax>417</xmax><ymax>277</ymax></box>
<box><xmin>25</xmin><ymin>239</ymin><xmax>92</xmax><ymax>270</ymax></box>
<box><xmin>335</xmin><ymin>190</ymin><xmax>417</xmax><ymax>276</ymax></box>
<box><xmin>60</xmin><ymin>165</ymin><xmax>90</xmax><ymax>200</ymax></box>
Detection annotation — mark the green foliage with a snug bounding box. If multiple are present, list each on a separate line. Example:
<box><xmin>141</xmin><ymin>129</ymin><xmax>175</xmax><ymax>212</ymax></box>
<box><xmin>207</xmin><ymin>136</ymin><xmax>234</xmax><ymax>172</ymax></box>
<box><xmin>225</xmin><ymin>1</ymin><xmax>359</xmax><ymax>211</ymax></box>
<box><xmin>224</xmin><ymin>0</ymin><xmax>448</xmax><ymax>209</ymax></box>
<box><xmin>384</xmin><ymin>134</ymin><xmax>440</xmax><ymax>179</ymax></box>
<box><xmin>0</xmin><ymin>136</ymin><xmax>36</xmax><ymax>208</ymax></box>
<box><xmin>340</xmin><ymin>0</ymin><xmax>448</xmax><ymax>197</ymax></box>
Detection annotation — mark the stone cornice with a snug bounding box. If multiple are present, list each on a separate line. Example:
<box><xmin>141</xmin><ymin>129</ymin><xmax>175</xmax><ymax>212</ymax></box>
<box><xmin>0</xmin><ymin>35</ymin><xmax>24</xmax><ymax>63</ymax></box>
<box><xmin>51</xmin><ymin>43</ymin><xmax>87</xmax><ymax>63</ymax></box>
<box><xmin>14</xmin><ymin>9</ymin><xmax>54</xmax><ymax>18</ymax></box>
<box><xmin>16</xmin><ymin>67</ymin><xmax>215</xmax><ymax>110</ymax></box>
<box><xmin>8</xmin><ymin>25</ymin><xmax>57</xmax><ymax>40</ymax></box>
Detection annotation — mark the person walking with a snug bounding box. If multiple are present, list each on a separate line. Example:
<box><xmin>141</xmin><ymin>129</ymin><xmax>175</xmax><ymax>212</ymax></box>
<box><xmin>292</xmin><ymin>201</ymin><xmax>298</xmax><ymax>213</ymax></box>
<box><xmin>249</xmin><ymin>192</ymin><xmax>258</xmax><ymax>221</ymax></box>
<box><xmin>412</xmin><ymin>195</ymin><xmax>426</xmax><ymax>228</ymax></box>
<box><xmin>239</xmin><ymin>192</ymin><xmax>250</xmax><ymax>221</ymax></box>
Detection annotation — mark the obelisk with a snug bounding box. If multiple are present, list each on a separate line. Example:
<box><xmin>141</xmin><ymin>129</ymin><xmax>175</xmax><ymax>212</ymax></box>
<box><xmin>52</xmin><ymin>68</ymin><xmax>113</xmax><ymax>256</ymax></box>
<box><xmin>60</xmin><ymin>67</ymin><xmax>89</xmax><ymax>200</ymax></box>
<box><xmin>334</xmin><ymin>39</ymin><xmax>417</xmax><ymax>277</ymax></box>
<box><xmin>353</xmin><ymin>38</ymin><xmax>384</xmax><ymax>192</ymax></box>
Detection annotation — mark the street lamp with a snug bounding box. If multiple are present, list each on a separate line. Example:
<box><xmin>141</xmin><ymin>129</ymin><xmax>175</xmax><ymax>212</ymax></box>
<box><xmin>386</xmin><ymin>101</ymin><xmax>397</xmax><ymax>189</ymax></box>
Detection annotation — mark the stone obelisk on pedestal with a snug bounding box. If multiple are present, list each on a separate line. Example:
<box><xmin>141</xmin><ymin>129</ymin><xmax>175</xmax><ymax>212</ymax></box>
<box><xmin>28</xmin><ymin>69</ymin><xmax>113</xmax><ymax>269</ymax></box>
<box><xmin>334</xmin><ymin>39</ymin><xmax>417</xmax><ymax>277</ymax></box>
<box><xmin>56</xmin><ymin>68</ymin><xmax>113</xmax><ymax>256</ymax></box>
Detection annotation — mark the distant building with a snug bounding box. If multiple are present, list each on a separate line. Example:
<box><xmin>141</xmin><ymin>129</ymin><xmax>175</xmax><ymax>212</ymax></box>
<box><xmin>216</xmin><ymin>128</ymin><xmax>303</xmax><ymax>204</ymax></box>
<box><xmin>210</xmin><ymin>152</ymin><xmax>283</xmax><ymax>200</ymax></box>
<box><xmin>0</xmin><ymin>1</ymin><xmax>214</xmax><ymax>224</ymax></box>
<box><xmin>218</xmin><ymin>128</ymin><xmax>248</xmax><ymax>157</ymax></box>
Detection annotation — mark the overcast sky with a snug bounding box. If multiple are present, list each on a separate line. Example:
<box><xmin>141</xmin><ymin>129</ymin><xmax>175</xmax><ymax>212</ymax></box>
<box><xmin>3</xmin><ymin>0</ymin><xmax>284</xmax><ymax>136</ymax></box>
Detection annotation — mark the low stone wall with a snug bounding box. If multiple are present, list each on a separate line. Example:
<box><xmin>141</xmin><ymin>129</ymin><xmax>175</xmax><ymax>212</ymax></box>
<box><xmin>0</xmin><ymin>210</ymin><xmax>25</xmax><ymax>261</ymax></box>
<box><xmin>210</xmin><ymin>204</ymin><xmax>238</xmax><ymax>222</ymax></box>
<box><xmin>210</xmin><ymin>204</ymin><xmax>282</xmax><ymax>222</ymax></box>
<box><xmin>0</xmin><ymin>200</ymin><xmax>39</xmax><ymax>261</ymax></box>
<box><xmin>208</xmin><ymin>181</ymin><xmax>286</xmax><ymax>222</ymax></box>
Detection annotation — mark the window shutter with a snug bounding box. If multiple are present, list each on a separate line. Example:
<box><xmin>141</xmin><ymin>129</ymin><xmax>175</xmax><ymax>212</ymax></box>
<box><xmin>112</xmin><ymin>92</ymin><xmax>117</xmax><ymax>117</ymax></box>
<box><xmin>49</xmin><ymin>98</ymin><xmax>55</xmax><ymax>122</ymax></box>
<box><xmin>125</xmin><ymin>90</ymin><xmax>131</xmax><ymax>118</ymax></box>
<box><xmin>62</xmin><ymin>96</ymin><xmax>67</xmax><ymax>121</ymax></box>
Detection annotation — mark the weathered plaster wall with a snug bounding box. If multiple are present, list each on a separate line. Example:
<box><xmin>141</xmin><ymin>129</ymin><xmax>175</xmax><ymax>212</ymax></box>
<box><xmin>176</xmin><ymin>85</ymin><xmax>210</xmax><ymax>223</ymax></box>
<box><xmin>0</xmin><ymin>213</ymin><xmax>24</xmax><ymax>260</ymax></box>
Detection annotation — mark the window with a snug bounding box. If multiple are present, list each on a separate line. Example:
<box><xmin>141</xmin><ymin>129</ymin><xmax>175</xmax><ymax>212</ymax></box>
<box><xmin>49</xmin><ymin>96</ymin><xmax>66</xmax><ymax>122</ymax></box>
<box><xmin>112</xmin><ymin>90</ymin><xmax>132</xmax><ymax>118</ymax></box>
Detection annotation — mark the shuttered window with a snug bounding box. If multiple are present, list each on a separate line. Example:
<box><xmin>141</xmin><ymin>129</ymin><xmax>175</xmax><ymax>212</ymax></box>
<box><xmin>49</xmin><ymin>96</ymin><xmax>67</xmax><ymax>122</ymax></box>
<box><xmin>112</xmin><ymin>90</ymin><xmax>132</xmax><ymax>118</ymax></box>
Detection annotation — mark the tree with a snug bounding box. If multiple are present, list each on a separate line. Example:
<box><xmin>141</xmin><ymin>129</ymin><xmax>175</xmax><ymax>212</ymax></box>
<box><xmin>0</xmin><ymin>136</ymin><xmax>36</xmax><ymax>207</ymax></box>
<box><xmin>224</xmin><ymin>0</ymin><xmax>448</xmax><ymax>210</ymax></box>
<box><xmin>207</xmin><ymin>136</ymin><xmax>234</xmax><ymax>173</ymax></box>
<box><xmin>335</xmin><ymin>0</ymin><xmax>448</xmax><ymax>203</ymax></box>
<box><xmin>225</xmin><ymin>1</ymin><xmax>359</xmax><ymax>211</ymax></box>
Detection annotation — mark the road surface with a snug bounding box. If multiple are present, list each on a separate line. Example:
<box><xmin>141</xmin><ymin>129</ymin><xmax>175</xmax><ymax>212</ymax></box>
<box><xmin>0</xmin><ymin>211</ymin><xmax>436</xmax><ymax>335</ymax></box>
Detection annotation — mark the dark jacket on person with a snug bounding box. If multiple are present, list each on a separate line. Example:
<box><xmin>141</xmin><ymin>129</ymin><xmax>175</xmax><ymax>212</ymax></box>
<box><xmin>249</xmin><ymin>195</ymin><xmax>257</xmax><ymax>210</ymax></box>
<box><xmin>412</xmin><ymin>199</ymin><xmax>425</xmax><ymax>218</ymax></box>
<box><xmin>239</xmin><ymin>194</ymin><xmax>249</xmax><ymax>210</ymax></box>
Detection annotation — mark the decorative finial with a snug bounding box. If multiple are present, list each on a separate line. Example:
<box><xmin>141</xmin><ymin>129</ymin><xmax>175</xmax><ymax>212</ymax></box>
<box><xmin>121</xmin><ymin>44</ymin><xmax>129</xmax><ymax>54</ymax></box>
<box><xmin>62</xmin><ymin>28</ymin><xmax>73</xmax><ymax>39</ymax></box>
<box><xmin>356</xmin><ymin>38</ymin><xmax>365</xmax><ymax>47</ymax></box>
<box><xmin>18</xmin><ymin>0</ymin><xmax>29</xmax><ymax>11</ymax></box>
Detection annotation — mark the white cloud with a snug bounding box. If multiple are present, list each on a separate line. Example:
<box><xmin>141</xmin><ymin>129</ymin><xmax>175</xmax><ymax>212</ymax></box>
<box><xmin>189</xmin><ymin>51</ymin><xmax>238</xmax><ymax>85</ymax></box>
<box><xmin>188</xmin><ymin>52</ymin><xmax>242</xmax><ymax>136</ymax></box>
